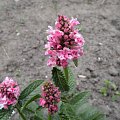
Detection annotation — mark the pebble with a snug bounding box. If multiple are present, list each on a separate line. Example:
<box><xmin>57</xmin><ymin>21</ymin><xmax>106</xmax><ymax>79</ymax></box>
<box><xmin>14</xmin><ymin>0</ymin><xmax>19</xmax><ymax>2</ymax></box>
<box><xmin>97</xmin><ymin>57</ymin><xmax>102</xmax><ymax>62</ymax></box>
<box><xmin>98</xmin><ymin>42</ymin><xmax>103</xmax><ymax>46</ymax></box>
<box><xmin>108</xmin><ymin>66</ymin><xmax>118</xmax><ymax>76</ymax></box>
<box><xmin>78</xmin><ymin>75</ymin><xmax>86</xmax><ymax>78</ymax></box>
<box><xmin>45</xmin><ymin>75</ymin><xmax>48</xmax><ymax>78</ymax></box>
<box><xmin>23</xmin><ymin>58</ymin><xmax>26</xmax><ymax>61</ymax></box>
<box><xmin>117</xmin><ymin>58</ymin><xmax>120</xmax><ymax>65</ymax></box>
<box><xmin>16</xmin><ymin>32</ymin><xmax>20</xmax><ymax>36</ymax></box>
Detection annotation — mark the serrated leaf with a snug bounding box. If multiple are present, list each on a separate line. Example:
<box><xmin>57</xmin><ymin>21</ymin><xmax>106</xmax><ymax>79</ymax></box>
<box><xmin>76</xmin><ymin>103</ymin><xmax>106</xmax><ymax>120</ymax></box>
<box><xmin>27</xmin><ymin>101</ymin><xmax>38</xmax><ymax>111</ymax></box>
<box><xmin>63</xmin><ymin>67</ymin><xmax>69</xmax><ymax>81</ymax></box>
<box><xmin>68</xmin><ymin>67</ymin><xmax>76</xmax><ymax>91</ymax></box>
<box><xmin>30</xmin><ymin>115</ymin><xmax>43</xmax><ymax>120</ymax></box>
<box><xmin>21</xmin><ymin>94</ymin><xmax>40</xmax><ymax>111</ymax></box>
<box><xmin>69</xmin><ymin>91</ymin><xmax>90</xmax><ymax>105</ymax></box>
<box><xmin>73</xmin><ymin>59</ymin><xmax>78</xmax><ymax>67</ymax></box>
<box><xmin>0</xmin><ymin>107</ymin><xmax>13</xmax><ymax>120</ymax></box>
<box><xmin>19</xmin><ymin>80</ymin><xmax>43</xmax><ymax>100</ymax></box>
<box><xmin>52</xmin><ymin>67</ymin><xmax>69</xmax><ymax>92</ymax></box>
<box><xmin>53</xmin><ymin>113</ymin><xmax>60</xmax><ymax>120</ymax></box>
<box><xmin>59</xmin><ymin>103</ymin><xmax>81</xmax><ymax>120</ymax></box>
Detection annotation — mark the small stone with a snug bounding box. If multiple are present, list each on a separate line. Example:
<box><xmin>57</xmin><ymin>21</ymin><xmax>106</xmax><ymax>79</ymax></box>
<box><xmin>14</xmin><ymin>0</ymin><xmax>19</xmax><ymax>2</ymax></box>
<box><xmin>40</xmin><ymin>6</ymin><xmax>44</xmax><ymax>9</ymax></box>
<box><xmin>97</xmin><ymin>57</ymin><xmax>102</xmax><ymax>62</ymax></box>
<box><xmin>108</xmin><ymin>66</ymin><xmax>118</xmax><ymax>76</ymax></box>
<box><xmin>78</xmin><ymin>75</ymin><xmax>86</xmax><ymax>78</ymax></box>
<box><xmin>98</xmin><ymin>43</ymin><xmax>103</xmax><ymax>46</ymax></box>
<box><xmin>117</xmin><ymin>58</ymin><xmax>120</xmax><ymax>65</ymax></box>
<box><xmin>45</xmin><ymin>75</ymin><xmax>48</xmax><ymax>78</ymax></box>
<box><xmin>12</xmin><ymin>110</ymin><xmax>16</xmax><ymax>115</ymax></box>
<box><xmin>23</xmin><ymin>58</ymin><xmax>26</xmax><ymax>61</ymax></box>
<box><xmin>30</xmin><ymin>63</ymin><xmax>34</xmax><ymax>67</ymax></box>
<box><xmin>91</xmin><ymin>71</ymin><xmax>98</xmax><ymax>78</ymax></box>
<box><xmin>16</xmin><ymin>32</ymin><xmax>20</xmax><ymax>36</ymax></box>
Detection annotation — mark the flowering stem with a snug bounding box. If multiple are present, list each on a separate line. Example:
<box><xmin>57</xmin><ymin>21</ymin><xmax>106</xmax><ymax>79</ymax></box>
<box><xmin>16</xmin><ymin>104</ymin><xmax>26</xmax><ymax>120</ymax></box>
<box><xmin>48</xmin><ymin>114</ymin><xmax>52</xmax><ymax>120</ymax></box>
<box><xmin>63</xmin><ymin>67</ymin><xmax>68</xmax><ymax>81</ymax></box>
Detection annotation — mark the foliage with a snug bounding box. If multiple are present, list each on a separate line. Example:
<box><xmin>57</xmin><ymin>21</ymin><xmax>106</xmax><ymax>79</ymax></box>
<box><xmin>19</xmin><ymin>80</ymin><xmax>43</xmax><ymax>100</ymax></box>
<box><xmin>100</xmin><ymin>80</ymin><xmax>120</xmax><ymax>101</ymax></box>
<box><xmin>52</xmin><ymin>67</ymin><xmax>69</xmax><ymax>92</ymax></box>
<box><xmin>0</xmin><ymin>107</ymin><xmax>13</xmax><ymax>120</ymax></box>
<box><xmin>0</xmin><ymin>15</ymin><xmax>107</xmax><ymax>120</ymax></box>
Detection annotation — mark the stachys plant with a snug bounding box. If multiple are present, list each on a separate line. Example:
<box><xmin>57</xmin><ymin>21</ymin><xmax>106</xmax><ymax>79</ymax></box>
<box><xmin>0</xmin><ymin>15</ymin><xmax>106</xmax><ymax>120</ymax></box>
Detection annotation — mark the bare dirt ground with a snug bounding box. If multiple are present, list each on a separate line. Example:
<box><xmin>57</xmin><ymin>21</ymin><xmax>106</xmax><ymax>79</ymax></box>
<box><xmin>0</xmin><ymin>0</ymin><xmax>120</xmax><ymax>120</ymax></box>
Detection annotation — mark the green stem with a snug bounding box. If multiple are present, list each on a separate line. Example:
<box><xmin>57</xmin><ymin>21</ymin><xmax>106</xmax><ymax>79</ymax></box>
<box><xmin>16</xmin><ymin>104</ymin><xmax>26</xmax><ymax>120</ymax></box>
<box><xmin>63</xmin><ymin>67</ymin><xmax>68</xmax><ymax>81</ymax></box>
<box><xmin>48</xmin><ymin>114</ymin><xmax>52</xmax><ymax>120</ymax></box>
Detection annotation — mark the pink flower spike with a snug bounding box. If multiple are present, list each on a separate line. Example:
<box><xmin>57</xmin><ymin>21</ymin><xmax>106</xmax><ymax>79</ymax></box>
<box><xmin>39</xmin><ymin>81</ymin><xmax>61</xmax><ymax>114</ymax></box>
<box><xmin>0</xmin><ymin>77</ymin><xmax>20</xmax><ymax>109</ymax></box>
<box><xmin>45</xmin><ymin>15</ymin><xmax>85</xmax><ymax>68</ymax></box>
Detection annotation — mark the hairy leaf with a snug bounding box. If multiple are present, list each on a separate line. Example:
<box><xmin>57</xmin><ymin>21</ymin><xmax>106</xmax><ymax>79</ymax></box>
<box><xmin>52</xmin><ymin>67</ymin><xmax>69</xmax><ymax>92</ymax></box>
<box><xmin>59</xmin><ymin>103</ymin><xmax>82</xmax><ymax>120</ymax></box>
<box><xmin>0</xmin><ymin>107</ymin><xmax>13</xmax><ymax>120</ymax></box>
<box><xmin>19</xmin><ymin>80</ymin><xmax>43</xmax><ymax>100</ymax></box>
<box><xmin>68</xmin><ymin>67</ymin><xmax>76</xmax><ymax>91</ymax></box>
<box><xmin>21</xmin><ymin>94</ymin><xmax>40</xmax><ymax>111</ymax></box>
<box><xmin>76</xmin><ymin>104</ymin><xmax>106</xmax><ymax>120</ymax></box>
<box><xmin>69</xmin><ymin>91</ymin><xmax>90</xmax><ymax>105</ymax></box>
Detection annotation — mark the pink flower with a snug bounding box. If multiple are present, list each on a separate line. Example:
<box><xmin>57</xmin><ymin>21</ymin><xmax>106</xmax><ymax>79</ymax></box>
<box><xmin>70</xmin><ymin>17</ymin><xmax>80</xmax><ymax>28</ymax></box>
<box><xmin>45</xmin><ymin>15</ymin><xmax>85</xmax><ymax>68</ymax></box>
<box><xmin>48</xmin><ymin>105</ymin><xmax>58</xmax><ymax>114</ymax></box>
<box><xmin>39</xmin><ymin>98</ymin><xmax>46</xmax><ymax>107</ymax></box>
<box><xmin>39</xmin><ymin>81</ymin><xmax>61</xmax><ymax>114</ymax></box>
<box><xmin>0</xmin><ymin>77</ymin><xmax>20</xmax><ymax>109</ymax></box>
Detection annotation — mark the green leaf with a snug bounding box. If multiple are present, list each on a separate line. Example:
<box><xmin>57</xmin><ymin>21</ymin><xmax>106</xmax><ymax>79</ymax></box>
<box><xmin>73</xmin><ymin>59</ymin><xmax>78</xmax><ymax>67</ymax></box>
<box><xmin>69</xmin><ymin>91</ymin><xmax>90</xmax><ymax>105</ymax></box>
<box><xmin>27</xmin><ymin>101</ymin><xmax>38</xmax><ymax>111</ymax></box>
<box><xmin>19</xmin><ymin>80</ymin><xmax>43</xmax><ymax>100</ymax></box>
<box><xmin>59</xmin><ymin>103</ymin><xmax>81</xmax><ymax>120</ymax></box>
<box><xmin>68</xmin><ymin>67</ymin><xmax>76</xmax><ymax>91</ymax></box>
<box><xmin>100</xmin><ymin>87</ymin><xmax>107</xmax><ymax>96</ymax></box>
<box><xmin>63</xmin><ymin>67</ymin><xmax>69</xmax><ymax>81</ymax></box>
<box><xmin>21</xmin><ymin>94</ymin><xmax>40</xmax><ymax>111</ymax></box>
<box><xmin>112</xmin><ymin>94</ymin><xmax>120</xmax><ymax>101</ymax></box>
<box><xmin>30</xmin><ymin>115</ymin><xmax>43</xmax><ymax>120</ymax></box>
<box><xmin>35</xmin><ymin>107</ymin><xmax>47</xmax><ymax>120</ymax></box>
<box><xmin>75</xmin><ymin>103</ymin><xmax>106</xmax><ymax>120</ymax></box>
<box><xmin>53</xmin><ymin>113</ymin><xmax>60</xmax><ymax>120</ymax></box>
<box><xmin>52</xmin><ymin>67</ymin><xmax>69</xmax><ymax>92</ymax></box>
<box><xmin>111</xmin><ymin>83</ymin><xmax>117</xmax><ymax>91</ymax></box>
<box><xmin>0</xmin><ymin>108</ymin><xmax>13</xmax><ymax>120</ymax></box>
<box><xmin>104</xmin><ymin>80</ymin><xmax>110</xmax><ymax>88</ymax></box>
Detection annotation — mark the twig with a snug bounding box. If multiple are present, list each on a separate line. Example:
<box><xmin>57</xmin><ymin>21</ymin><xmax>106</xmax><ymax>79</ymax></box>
<box><xmin>101</xmin><ymin>0</ymin><xmax>106</xmax><ymax>5</ymax></box>
<box><xmin>2</xmin><ymin>46</ymin><xmax>10</xmax><ymax>59</ymax></box>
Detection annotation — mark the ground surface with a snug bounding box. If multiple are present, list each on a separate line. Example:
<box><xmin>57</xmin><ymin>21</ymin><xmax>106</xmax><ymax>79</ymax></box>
<box><xmin>0</xmin><ymin>0</ymin><xmax>120</xmax><ymax>120</ymax></box>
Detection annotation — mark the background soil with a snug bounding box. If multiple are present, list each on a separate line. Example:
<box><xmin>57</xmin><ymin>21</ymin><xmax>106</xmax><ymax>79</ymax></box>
<box><xmin>0</xmin><ymin>0</ymin><xmax>120</xmax><ymax>120</ymax></box>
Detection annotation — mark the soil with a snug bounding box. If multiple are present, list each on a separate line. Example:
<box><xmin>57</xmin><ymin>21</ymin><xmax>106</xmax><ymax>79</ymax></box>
<box><xmin>0</xmin><ymin>0</ymin><xmax>120</xmax><ymax>120</ymax></box>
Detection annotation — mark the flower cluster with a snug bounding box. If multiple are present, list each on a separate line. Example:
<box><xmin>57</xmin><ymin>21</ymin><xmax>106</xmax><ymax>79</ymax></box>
<box><xmin>0</xmin><ymin>77</ymin><xmax>20</xmax><ymax>109</ymax></box>
<box><xmin>45</xmin><ymin>15</ymin><xmax>85</xmax><ymax>68</ymax></box>
<box><xmin>39</xmin><ymin>81</ymin><xmax>61</xmax><ymax>114</ymax></box>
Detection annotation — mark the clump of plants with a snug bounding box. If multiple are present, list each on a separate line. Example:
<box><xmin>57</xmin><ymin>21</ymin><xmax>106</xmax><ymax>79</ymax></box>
<box><xmin>0</xmin><ymin>15</ymin><xmax>106</xmax><ymax>120</ymax></box>
<box><xmin>100</xmin><ymin>80</ymin><xmax>120</xmax><ymax>101</ymax></box>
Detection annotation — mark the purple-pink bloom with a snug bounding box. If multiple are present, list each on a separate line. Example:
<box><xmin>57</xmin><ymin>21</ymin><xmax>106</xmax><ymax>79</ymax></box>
<box><xmin>0</xmin><ymin>77</ymin><xmax>20</xmax><ymax>109</ymax></box>
<box><xmin>39</xmin><ymin>81</ymin><xmax>61</xmax><ymax>114</ymax></box>
<box><xmin>45</xmin><ymin>15</ymin><xmax>85</xmax><ymax>68</ymax></box>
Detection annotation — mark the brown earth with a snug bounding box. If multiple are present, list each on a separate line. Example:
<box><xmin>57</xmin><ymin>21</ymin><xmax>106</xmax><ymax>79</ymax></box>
<box><xmin>0</xmin><ymin>0</ymin><xmax>120</xmax><ymax>120</ymax></box>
